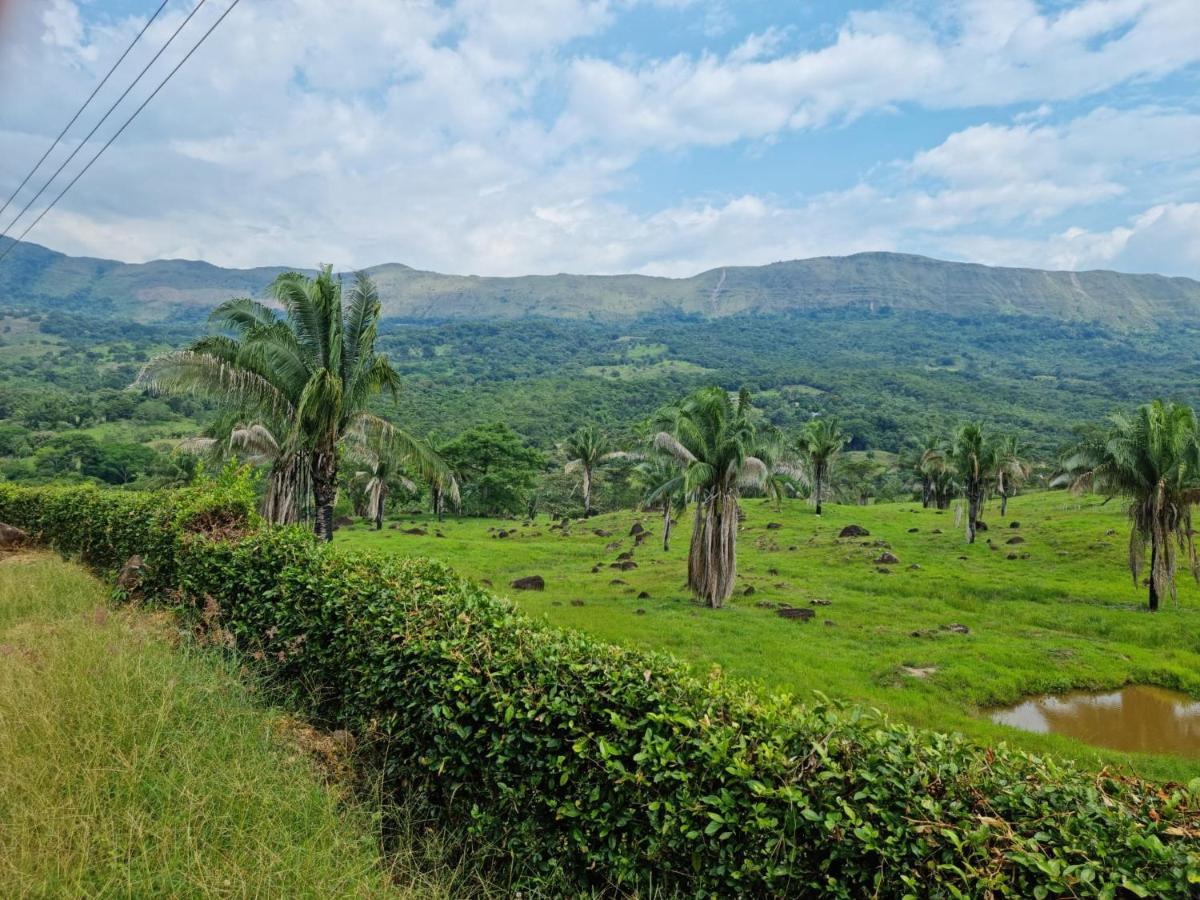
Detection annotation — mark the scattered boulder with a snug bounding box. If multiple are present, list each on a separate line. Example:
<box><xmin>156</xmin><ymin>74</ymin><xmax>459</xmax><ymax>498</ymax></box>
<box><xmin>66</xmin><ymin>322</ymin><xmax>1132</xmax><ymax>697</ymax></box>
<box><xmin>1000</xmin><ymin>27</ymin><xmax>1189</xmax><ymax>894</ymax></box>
<box><xmin>435</xmin><ymin>531</ymin><xmax>445</xmax><ymax>538</ymax></box>
<box><xmin>616</xmin><ymin>551</ymin><xmax>634</xmax><ymax>561</ymax></box>
<box><xmin>609</xmin><ymin>579</ymin><xmax>628</xmax><ymax>586</ymax></box>
<box><xmin>629</xmin><ymin>522</ymin><xmax>646</xmax><ymax>536</ymax></box>
<box><xmin>874</xmin><ymin>551</ymin><xmax>900</xmax><ymax>565</ymax></box>
<box><xmin>635</xmin><ymin>608</ymin><xmax>646</xmax><ymax>615</ymax></box>
<box><xmin>838</xmin><ymin>525</ymin><xmax>870</xmax><ymax>538</ymax></box>
<box><xmin>767</xmin><ymin>567</ymin><xmax>779</xmax><ymax>576</ymax></box>
<box><xmin>876</xmin><ymin>567</ymin><xmax>892</xmax><ymax>574</ymax></box>
<box><xmin>637</xmin><ymin>591</ymin><xmax>651</xmax><ymax>599</ymax></box>
<box><xmin>872</xmin><ymin>540</ymin><xmax>891</xmax><ymax>548</ymax></box>
<box><xmin>907</xmin><ymin>527</ymin><xmax>918</xmax><ymax>533</ymax></box>
<box><xmin>510</xmin><ymin>575</ymin><xmax>545</xmax><ymax>591</ymax></box>
<box><xmin>743</xmin><ymin>585</ymin><xmax>756</xmax><ymax>596</ymax></box>
<box><xmin>931</xmin><ymin>528</ymin><xmax>943</xmax><ymax>534</ymax></box>
<box><xmin>766</xmin><ymin>522</ymin><xmax>783</xmax><ymax>530</ymax></box>
<box><xmin>1105</xmin><ymin>528</ymin><xmax>1118</xmax><ymax>536</ymax></box>
<box><xmin>975</xmin><ymin>521</ymin><xmax>988</xmax><ymax>532</ymax></box>
<box><xmin>1010</xmin><ymin>521</ymin><xmax>1021</xmax><ymax>529</ymax></box>
<box><xmin>776</xmin><ymin>607</ymin><xmax>815</xmax><ymax>621</ymax></box>
<box><xmin>901</xmin><ymin>665</ymin><xmax>937</xmax><ymax>679</ymax></box>
<box><xmin>1006</xmin><ymin>552</ymin><xmax>1018</xmax><ymax>560</ymax></box>
<box><xmin>570</xmin><ymin>599</ymin><xmax>585</xmax><ymax>607</ymax></box>
<box><xmin>907</xmin><ymin>564</ymin><xmax>921</xmax><ymax>570</ymax></box>
<box><xmin>0</xmin><ymin>523</ymin><xmax>28</xmax><ymax>550</ymax></box>
<box><xmin>1020</xmin><ymin>552</ymin><xmax>1031</xmax><ymax>560</ymax></box>
<box><xmin>809</xmin><ymin>598</ymin><xmax>831</xmax><ymax>606</ymax></box>
<box><xmin>496</xmin><ymin>530</ymin><xmax>509</xmax><ymax>538</ymax></box>
<box><xmin>604</xmin><ymin>541</ymin><xmax>622</xmax><ymax>552</ymax></box>
<box><xmin>593</xmin><ymin>529</ymin><xmax>612</xmax><ymax>537</ymax></box>
<box><xmin>755</xmin><ymin>600</ymin><xmax>780</xmax><ymax>609</ymax></box>
<box><xmin>634</xmin><ymin>531</ymin><xmax>649</xmax><ymax>545</ymax></box>
<box><xmin>590</xmin><ymin>566</ymin><xmax>600</xmax><ymax>574</ymax></box>
<box><xmin>942</xmin><ymin>623</ymin><xmax>970</xmax><ymax>634</ymax></box>
<box><xmin>1006</xmin><ymin>535</ymin><xmax>1025</xmax><ymax>544</ymax></box>
<box><xmin>957</xmin><ymin>555</ymin><xmax>968</xmax><ymax>560</ymax></box>
<box><xmin>611</xmin><ymin>560</ymin><xmax>638</xmax><ymax>570</ymax></box>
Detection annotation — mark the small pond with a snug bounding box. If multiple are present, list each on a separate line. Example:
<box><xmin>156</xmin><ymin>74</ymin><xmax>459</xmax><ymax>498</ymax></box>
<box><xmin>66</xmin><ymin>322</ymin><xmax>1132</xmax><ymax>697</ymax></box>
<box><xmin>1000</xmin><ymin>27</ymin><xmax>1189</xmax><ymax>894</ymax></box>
<box><xmin>990</xmin><ymin>685</ymin><xmax>1200</xmax><ymax>758</ymax></box>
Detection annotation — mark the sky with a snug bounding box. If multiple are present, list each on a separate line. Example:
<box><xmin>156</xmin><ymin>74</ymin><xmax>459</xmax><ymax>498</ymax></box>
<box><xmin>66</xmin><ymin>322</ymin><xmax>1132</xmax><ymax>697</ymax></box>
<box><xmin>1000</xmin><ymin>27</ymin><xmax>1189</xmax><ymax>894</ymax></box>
<box><xmin>0</xmin><ymin>0</ymin><xmax>1198</xmax><ymax>278</ymax></box>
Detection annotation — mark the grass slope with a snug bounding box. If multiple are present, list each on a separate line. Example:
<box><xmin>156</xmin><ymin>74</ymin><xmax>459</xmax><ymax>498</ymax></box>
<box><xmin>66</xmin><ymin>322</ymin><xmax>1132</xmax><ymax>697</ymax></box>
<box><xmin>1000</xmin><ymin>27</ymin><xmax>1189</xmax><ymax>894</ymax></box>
<box><xmin>0</xmin><ymin>552</ymin><xmax>455</xmax><ymax>897</ymax></box>
<box><xmin>341</xmin><ymin>491</ymin><xmax>1200</xmax><ymax>783</ymax></box>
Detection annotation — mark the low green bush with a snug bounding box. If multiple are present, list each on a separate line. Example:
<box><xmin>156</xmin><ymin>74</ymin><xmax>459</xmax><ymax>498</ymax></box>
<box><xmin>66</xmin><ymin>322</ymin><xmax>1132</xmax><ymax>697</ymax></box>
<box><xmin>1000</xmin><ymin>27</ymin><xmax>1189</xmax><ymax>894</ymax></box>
<box><xmin>2</xmin><ymin>482</ymin><xmax>1197</xmax><ymax>897</ymax></box>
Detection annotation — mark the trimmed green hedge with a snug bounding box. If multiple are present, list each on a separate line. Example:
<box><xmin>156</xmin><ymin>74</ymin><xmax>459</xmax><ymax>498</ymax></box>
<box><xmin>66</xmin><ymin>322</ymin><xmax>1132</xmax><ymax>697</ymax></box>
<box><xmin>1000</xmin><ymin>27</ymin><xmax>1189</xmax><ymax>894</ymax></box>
<box><xmin>2</xmin><ymin>481</ymin><xmax>1198</xmax><ymax>897</ymax></box>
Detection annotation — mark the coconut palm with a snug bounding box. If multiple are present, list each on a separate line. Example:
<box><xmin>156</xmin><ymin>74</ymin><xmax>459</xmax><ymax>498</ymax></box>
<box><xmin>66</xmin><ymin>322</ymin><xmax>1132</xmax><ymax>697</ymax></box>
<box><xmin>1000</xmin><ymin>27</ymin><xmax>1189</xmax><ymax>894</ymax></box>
<box><xmin>136</xmin><ymin>266</ymin><xmax>449</xmax><ymax>541</ymax></box>
<box><xmin>796</xmin><ymin>417</ymin><xmax>846</xmax><ymax>515</ymax></box>
<box><xmin>1058</xmin><ymin>400</ymin><xmax>1200</xmax><ymax>611</ymax></box>
<box><xmin>949</xmin><ymin>423</ymin><xmax>996</xmax><ymax>543</ymax></box>
<box><xmin>349</xmin><ymin>450</ymin><xmax>420</xmax><ymax>530</ymax></box>
<box><xmin>993</xmin><ymin>433</ymin><xmax>1032</xmax><ymax>517</ymax></box>
<box><xmin>653</xmin><ymin>387</ymin><xmax>776</xmax><ymax>609</ymax></box>
<box><xmin>632</xmin><ymin>453</ymin><xmax>688</xmax><ymax>552</ymax></box>
<box><xmin>562</xmin><ymin>425</ymin><xmax>633</xmax><ymax>517</ymax></box>
<box><xmin>902</xmin><ymin>432</ymin><xmax>951</xmax><ymax>508</ymax></box>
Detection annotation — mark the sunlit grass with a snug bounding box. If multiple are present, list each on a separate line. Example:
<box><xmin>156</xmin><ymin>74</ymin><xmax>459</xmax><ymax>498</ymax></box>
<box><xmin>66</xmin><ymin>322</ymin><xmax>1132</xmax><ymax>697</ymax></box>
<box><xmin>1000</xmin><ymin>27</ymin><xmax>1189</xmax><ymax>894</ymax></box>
<box><xmin>0</xmin><ymin>553</ymin><xmax>471</xmax><ymax>897</ymax></box>
<box><xmin>341</xmin><ymin>490</ymin><xmax>1200</xmax><ymax>783</ymax></box>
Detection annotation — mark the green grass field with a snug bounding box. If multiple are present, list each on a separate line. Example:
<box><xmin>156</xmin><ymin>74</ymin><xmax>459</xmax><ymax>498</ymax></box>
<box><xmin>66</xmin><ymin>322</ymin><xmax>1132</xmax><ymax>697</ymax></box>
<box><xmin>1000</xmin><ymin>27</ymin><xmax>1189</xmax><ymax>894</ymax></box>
<box><xmin>0</xmin><ymin>552</ymin><xmax>473</xmax><ymax>897</ymax></box>
<box><xmin>341</xmin><ymin>491</ymin><xmax>1200</xmax><ymax>783</ymax></box>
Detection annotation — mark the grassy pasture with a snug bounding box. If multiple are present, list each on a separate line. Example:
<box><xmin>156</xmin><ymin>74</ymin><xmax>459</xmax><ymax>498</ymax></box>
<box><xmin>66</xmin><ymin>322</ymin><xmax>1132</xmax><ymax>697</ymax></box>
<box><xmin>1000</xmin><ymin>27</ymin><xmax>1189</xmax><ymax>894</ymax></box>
<box><xmin>341</xmin><ymin>491</ymin><xmax>1200</xmax><ymax>783</ymax></box>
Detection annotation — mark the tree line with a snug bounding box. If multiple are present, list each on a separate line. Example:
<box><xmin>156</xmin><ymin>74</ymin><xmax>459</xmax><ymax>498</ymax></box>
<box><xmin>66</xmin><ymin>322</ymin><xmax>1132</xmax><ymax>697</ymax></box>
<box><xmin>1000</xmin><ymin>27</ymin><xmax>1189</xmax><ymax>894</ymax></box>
<box><xmin>133</xmin><ymin>268</ymin><xmax>1198</xmax><ymax>614</ymax></box>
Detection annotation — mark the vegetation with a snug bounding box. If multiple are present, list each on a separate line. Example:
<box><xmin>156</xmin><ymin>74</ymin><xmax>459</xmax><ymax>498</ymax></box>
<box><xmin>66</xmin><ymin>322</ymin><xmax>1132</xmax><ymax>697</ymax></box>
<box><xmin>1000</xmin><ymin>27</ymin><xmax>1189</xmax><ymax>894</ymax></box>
<box><xmin>796</xmin><ymin>416</ymin><xmax>845</xmax><ymax>514</ymax></box>
<box><xmin>1</xmin><ymin>481</ymin><xmax>1197</xmax><ymax>896</ymax></box>
<box><xmin>0</xmin><ymin>553</ymin><xmax>429</xmax><ymax>896</ymax></box>
<box><xmin>1059</xmin><ymin>399</ymin><xmax>1200</xmax><ymax>611</ymax></box>
<box><xmin>561</xmin><ymin>424</ymin><xmax>630</xmax><ymax>517</ymax></box>
<box><xmin>135</xmin><ymin>267</ymin><xmax>449</xmax><ymax>540</ymax></box>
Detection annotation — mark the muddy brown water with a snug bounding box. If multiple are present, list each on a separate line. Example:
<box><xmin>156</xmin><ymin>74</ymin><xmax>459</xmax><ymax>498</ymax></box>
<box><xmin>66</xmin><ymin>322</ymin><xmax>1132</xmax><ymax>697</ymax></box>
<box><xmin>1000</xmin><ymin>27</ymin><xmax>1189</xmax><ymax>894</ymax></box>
<box><xmin>990</xmin><ymin>685</ymin><xmax>1200</xmax><ymax>757</ymax></box>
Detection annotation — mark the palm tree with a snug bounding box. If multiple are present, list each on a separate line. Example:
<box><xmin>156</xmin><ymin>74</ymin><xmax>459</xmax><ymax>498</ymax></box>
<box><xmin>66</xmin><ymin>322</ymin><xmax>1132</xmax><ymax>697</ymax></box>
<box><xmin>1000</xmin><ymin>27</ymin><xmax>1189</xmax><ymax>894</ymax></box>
<box><xmin>562</xmin><ymin>425</ymin><xmax>632</xmax><ymax>517</ymax></box>
<box><xmin>1058</xmin><ymin>400</ymin><xmax>1200</xmax><ymax>611</ymax></box>
<box><xmin>653</xmin><ymin>387</ymin><xmax>776</xmax><ymax>609</ymax></box>
<box><xmin>902</xmin><ymin>432</ymin><xmax>950</xmax><ymax>508</ymax></box>
<box><xmin>949</xmin><ymin>423</ymin><xmax>996</xmax><ymax>543</ymax></box>
<box><xmin>136</xmin><ymin>266</ymin><xmax>448</xmax><ymax>541</ymax></box>
<box><xmin>632</xmin><ymin>453</ymin><xmax>687</xmax><ymax>551</ymax></box>
<box><xmin>796</xmin><ymin>417</ymin><xmax>846</xmax><ymax>515</ymax></box>
<box><xmin>993</xmin><ymin>434</ymin><xmax>1032</xmax><ymax>517</ymax></box>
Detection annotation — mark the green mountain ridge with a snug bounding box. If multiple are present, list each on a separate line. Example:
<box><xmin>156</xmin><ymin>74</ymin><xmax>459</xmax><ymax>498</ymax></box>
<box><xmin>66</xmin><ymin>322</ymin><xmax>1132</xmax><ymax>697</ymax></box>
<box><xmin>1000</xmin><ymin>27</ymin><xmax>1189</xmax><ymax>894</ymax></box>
<box><xmin>2</xmin><ymin>237</ymin><xmax>1198</xmax><ymax>329</ymax></box>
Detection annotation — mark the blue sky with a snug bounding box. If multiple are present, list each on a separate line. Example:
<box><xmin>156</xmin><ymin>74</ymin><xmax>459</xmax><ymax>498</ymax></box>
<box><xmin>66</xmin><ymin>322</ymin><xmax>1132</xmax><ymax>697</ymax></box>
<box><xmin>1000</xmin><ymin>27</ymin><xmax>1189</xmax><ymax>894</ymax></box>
<box><xmin>1</xmin><ymin>0</ymin><xmax>1198</xmax><ymax>277</ymax></box>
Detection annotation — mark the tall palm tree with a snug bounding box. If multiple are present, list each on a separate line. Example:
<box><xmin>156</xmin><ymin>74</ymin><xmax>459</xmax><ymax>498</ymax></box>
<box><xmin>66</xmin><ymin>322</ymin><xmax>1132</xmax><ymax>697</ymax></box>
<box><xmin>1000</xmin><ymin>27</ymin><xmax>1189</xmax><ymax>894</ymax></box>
<box><xmin>796</xmin><ymin>417</ymin><xmax>846</xmax><ymax>515</ymax></box>
<box><xmin>993</xmin><ymin>434</ymin><xmax>1032</xmax><ymax>517</ymax></box>
<box><xmin>949</xmin><ymin>423</ymin><xmax>996</xmax><ymax>543</ymax></box>
<box><xmin>562</xmin><ymin>425</ymin><xmax>632</xmax><ymax>517</ymax></box>
<box><xmin>653</xmin><ymin>387</ymin><xmax>776</xmax><ymax>609</ymax></box>
<box><xmin>136</xmin><ymin>266</ymin><xmax>448</xmax><ymax>541</ymax></box>
<box><xmin>902</xmin><ymin>432</ymin><xmax>950</xmax><ymax>508</ymax></box>
<box><xmin>632</xmin><ymin>453</ymin><xmax>688</xmax><ymax>552</ymax></box>
<box><xmin>1059</xmin><ymin>400</ymin><xmax>1200</xmax><ymax>611</ymax></box>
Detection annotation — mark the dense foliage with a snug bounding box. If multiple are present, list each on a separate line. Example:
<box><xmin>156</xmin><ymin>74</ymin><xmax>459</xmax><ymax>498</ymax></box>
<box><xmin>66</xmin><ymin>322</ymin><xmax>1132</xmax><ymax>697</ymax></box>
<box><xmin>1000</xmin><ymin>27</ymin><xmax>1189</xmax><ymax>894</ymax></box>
<box><xmin>2</xmin><ymin>481</ymin><xmax>1197</xmax><ymax>897</ymax></box>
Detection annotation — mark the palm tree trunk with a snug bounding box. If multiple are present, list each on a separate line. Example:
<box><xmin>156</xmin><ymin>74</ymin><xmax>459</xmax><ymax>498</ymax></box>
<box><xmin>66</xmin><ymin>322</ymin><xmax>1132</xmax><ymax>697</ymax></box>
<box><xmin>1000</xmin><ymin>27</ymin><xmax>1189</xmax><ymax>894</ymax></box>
<box><xmin>582</xmin><ymin>466</ymin><xmax>593</xmax><ymax>517</ymax></box>
<box><xmin>814</xmin><ymin>468</ymin><xmax>823</xmax><ymax>516</ymax></box>
<box><xmin>921</xmin><ymin>478</ymin><xmax>931</xmax><ymax>508</ymax></box>
<box><xmin>967</xmin><ymin>487</ymin><xmax>980</xmax><ymax>544</ymax></box>
<box><xmin>1000</xmin><ymin>491</ymin><xmax>1008</xmax><ymax>517</ymax></box>
<box><xmin>689</xmin><ymin>490</ymin><xmax>738</xmax><ymax>608</ymax></box>
<box><xmin>1149</xmin><ymin>541</ymin><xmax>1160</xmax><ymax>612</ymax></box>
<box><xmin>662</xmin><ymin>500</ymin><xmax>672</xmax><ymax>552</ymax></box>
<box><xmin>312</xmin><ymin>446</ymin><xmax>337</xmax><ymax>542</ymax></box>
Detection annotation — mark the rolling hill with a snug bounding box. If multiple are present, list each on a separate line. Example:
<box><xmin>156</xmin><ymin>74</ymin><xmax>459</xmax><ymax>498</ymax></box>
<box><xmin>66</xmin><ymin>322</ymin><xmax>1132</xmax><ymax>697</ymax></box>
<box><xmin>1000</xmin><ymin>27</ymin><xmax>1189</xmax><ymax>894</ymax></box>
<box><xmin>3</xmin><ymin>237</ymin><xmax>1199</xmax><ymax>329</ymax></box>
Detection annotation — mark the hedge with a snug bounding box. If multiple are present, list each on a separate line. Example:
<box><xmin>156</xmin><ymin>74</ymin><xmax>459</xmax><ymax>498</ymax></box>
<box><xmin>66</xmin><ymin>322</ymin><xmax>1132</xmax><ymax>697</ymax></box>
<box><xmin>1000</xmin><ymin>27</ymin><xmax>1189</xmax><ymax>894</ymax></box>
<box><xmin>2</xmin><ymin>481</ymin><xmax>1198</xmax><ymax>897</ymax></box>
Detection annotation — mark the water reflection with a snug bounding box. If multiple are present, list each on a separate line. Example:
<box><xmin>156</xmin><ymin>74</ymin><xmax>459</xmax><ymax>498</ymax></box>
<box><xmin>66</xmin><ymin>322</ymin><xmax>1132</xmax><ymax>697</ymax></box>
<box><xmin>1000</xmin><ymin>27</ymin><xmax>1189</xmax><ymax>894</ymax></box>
<box><xmin>990</xmin><ymin>685</ymin><xmax>1200</xmax><ymax>757</ymax></box>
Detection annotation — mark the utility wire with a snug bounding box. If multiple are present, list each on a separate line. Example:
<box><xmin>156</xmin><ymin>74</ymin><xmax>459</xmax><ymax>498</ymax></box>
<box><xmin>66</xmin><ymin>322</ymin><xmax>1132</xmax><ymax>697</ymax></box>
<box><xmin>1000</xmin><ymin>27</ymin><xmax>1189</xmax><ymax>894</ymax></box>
<box><xmin>0</xmin><ymin>0</ymin><xmax>209</xmax><ymax>244</ymax></box>
<box><xmin>0</xmin><ymin>0</ymin><xmax>173</xmax><ymax>223</ymax></box>
<box><xmin>0</xmin><ymin>0</ymin><xmax>242</xmax><ymax>267</ymax></box>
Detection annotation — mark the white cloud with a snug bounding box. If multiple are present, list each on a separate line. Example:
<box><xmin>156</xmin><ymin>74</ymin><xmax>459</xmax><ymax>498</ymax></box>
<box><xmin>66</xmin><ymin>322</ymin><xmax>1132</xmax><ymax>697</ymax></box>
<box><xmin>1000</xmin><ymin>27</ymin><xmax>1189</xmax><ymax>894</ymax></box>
<box><xmin>0</xmin><ymin>0</ymin><xmax>1197</xmax><ymax>278</ymax></box>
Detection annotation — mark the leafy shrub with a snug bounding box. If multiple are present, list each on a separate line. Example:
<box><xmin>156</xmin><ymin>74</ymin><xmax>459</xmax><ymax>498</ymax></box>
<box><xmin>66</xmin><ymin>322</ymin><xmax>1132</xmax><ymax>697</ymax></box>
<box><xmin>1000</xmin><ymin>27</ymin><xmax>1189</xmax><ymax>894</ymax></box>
<box><xmin>2</xmin><ymin>483</ymin><xmax>1197</xmax><ymax>897</ymax></box>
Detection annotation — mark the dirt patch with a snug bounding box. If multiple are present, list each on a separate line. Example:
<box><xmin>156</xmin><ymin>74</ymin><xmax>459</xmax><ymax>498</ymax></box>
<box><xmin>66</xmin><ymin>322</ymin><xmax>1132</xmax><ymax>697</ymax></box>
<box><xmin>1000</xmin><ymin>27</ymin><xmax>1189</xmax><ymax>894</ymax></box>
<box><xmin>901</xmin><ymin>665</ymin><xmax>938</xmax><ymax>679</ymax></box>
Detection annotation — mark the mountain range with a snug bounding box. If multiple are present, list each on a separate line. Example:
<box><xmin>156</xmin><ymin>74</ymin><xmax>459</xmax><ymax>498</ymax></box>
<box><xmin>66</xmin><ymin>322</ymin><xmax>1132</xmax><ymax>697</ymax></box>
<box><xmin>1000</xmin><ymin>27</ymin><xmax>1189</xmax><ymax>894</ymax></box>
<box><xmin>2</xmin><ymin>237</ymin><xmax>1198</xmax><ymax>330</ymax></box>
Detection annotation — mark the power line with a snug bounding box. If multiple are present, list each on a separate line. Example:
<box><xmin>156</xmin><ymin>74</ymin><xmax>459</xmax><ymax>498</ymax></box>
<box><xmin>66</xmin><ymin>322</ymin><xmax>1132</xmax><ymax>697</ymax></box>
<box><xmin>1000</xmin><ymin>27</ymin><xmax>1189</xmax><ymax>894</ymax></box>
<box><xmin>0</xmin><ymin>0</ymin><xmax>209</xmax><ymax>244</ymax></box>
<box><xmin>0</xmin><ymin>0</ymin><xmax>173</xmax><ymax>223</ymax></box>
<box><xmin>0</xmin><ymin>0</ymin><xmax>243</xmax><ymax>267</ymax></box>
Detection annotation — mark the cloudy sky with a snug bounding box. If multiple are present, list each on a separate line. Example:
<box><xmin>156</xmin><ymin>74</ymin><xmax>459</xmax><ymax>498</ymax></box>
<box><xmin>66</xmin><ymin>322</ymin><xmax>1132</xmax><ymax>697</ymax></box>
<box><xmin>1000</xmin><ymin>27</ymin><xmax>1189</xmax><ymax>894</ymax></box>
<box><xmin>1</xmin><ymin>0</ymin><xmax>1198</xmax><ymax>277</ymax></box>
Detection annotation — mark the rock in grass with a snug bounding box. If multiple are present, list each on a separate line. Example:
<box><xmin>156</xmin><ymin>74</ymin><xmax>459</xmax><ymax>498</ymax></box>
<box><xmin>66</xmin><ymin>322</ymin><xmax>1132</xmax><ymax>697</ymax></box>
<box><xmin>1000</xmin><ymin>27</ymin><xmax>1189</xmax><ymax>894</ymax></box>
<box><xmin>611</xmin><ymin>560</ymin><xmax>638</xmax><ymax>570</ymax></box>
<box><xmin>0</xmin><ymin>523</ymin><xmax>28</xmax><ymax>549</ymax></box>
<box><xmin>1006</xmin><ymin>535</ymin><xmax>1025</xmax><ymax>544</ymax></box>
<box><xmin>766</xmin><ymin>522</ymin><xmax>783</xmax><ymax>530</ymax></box>
<box><xmin>510</xmin><ymin>575</ymin><xmax>545</xmax><ymax>591</ymax></box>
<box><xmin>630</xmin><ymin>522</ymin><xmax>646</xmax><ymax>536</ymax></box>
<box><xmin>637</xmin><ymin>591</ymin><xmax>650</xmax><ymax>599</ymax></box>
<box><xmin>942</xmin><ymin>623</ymin><xmax>970</xmax><ymax>634</ymax></box>
<box><xmin>874</xmin><ymin>552</ymin><xmax>900</xmax><ymax>565</ymax></box>
<box><xmin>776</xmin><ymin>607</ymin><xmax>815</xmax><ymax>621</ymax></box>
<box><xmin>839</xmin><ymin>525</ymin><xmax>870</xmax><ymax>538</ymax></box>
<box><xmin>743</xmin><ymin>585</ymin><xmax>756</xmax><ymax>596</ymax></box>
